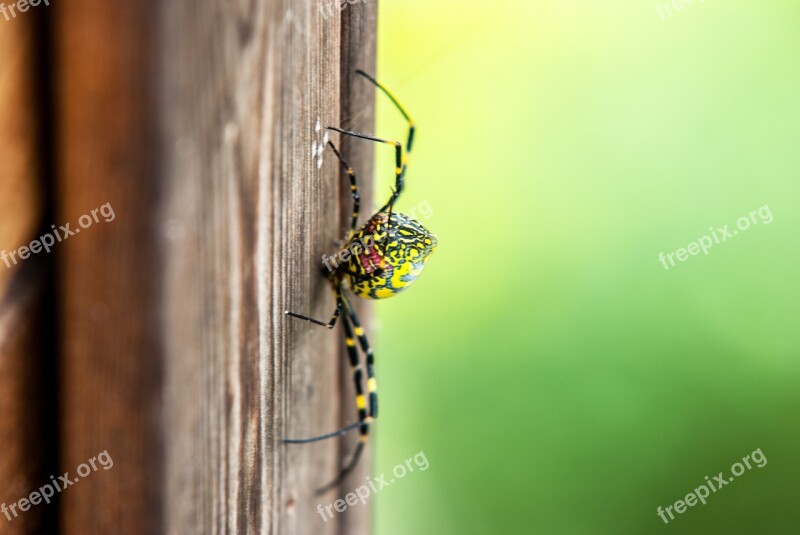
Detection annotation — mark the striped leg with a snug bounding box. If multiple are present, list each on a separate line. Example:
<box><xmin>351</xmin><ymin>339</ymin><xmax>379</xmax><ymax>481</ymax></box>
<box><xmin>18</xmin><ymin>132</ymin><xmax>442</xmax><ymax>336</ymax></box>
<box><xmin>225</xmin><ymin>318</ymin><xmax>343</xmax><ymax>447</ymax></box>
<box><xmin>312</xmin><ymin>311</ymin><xmax>370</xmax><ymax>494</ymax></box>
<box><xmin>284</xmin><ymin>296</ymin><xmax>377</xmax><ymax>493</ymax></box>
<box><xmin>314</xmin><ymin>298</ymin><xmax>378</xmax><ymax>493</ymax></box>
<box><xmin>326</xmin><ymin>140</ymin><xmax>360</xmax><ymax>234</ymax></box>
<box><xmin>344</xmin><ymin>294</ymin><xmax>377</xmax><ymax>422</ymax></box>
<box><xmin>341</xmin><ymin>308</ymin><xmax>370</xmax><ymax>438</ymax></box>
<box><xmin>283</xmin><ymin>280</ymin><xmax>362</xmax><ymax>443</ymax></box>
<box><xmin>326</xmin><ymin>125</ymin><xmax>402</xmax><ymax>211</ymax></box>
<box><xmin>355</xmin><ymin>70</ymin><xmax>415</xmax><ymax>213</ymax></box>
<box><xmin>325</xmin><ymin>124</ymin><xmax>401</xmax><ymax>261</ymax></box>
<box><xmin>284</xmin><ymin>284</ymin><xmax>365</xmax><ymax>445</ymax></box>
<box><xmin>294</xmin><ymin>308</ymin><xmax>371</xmax><ymax>495</ymax></box>
<box><xmin>327</xmin><ymin>71</ymin><xmax>415</xmax><ymax>257</ymax></box>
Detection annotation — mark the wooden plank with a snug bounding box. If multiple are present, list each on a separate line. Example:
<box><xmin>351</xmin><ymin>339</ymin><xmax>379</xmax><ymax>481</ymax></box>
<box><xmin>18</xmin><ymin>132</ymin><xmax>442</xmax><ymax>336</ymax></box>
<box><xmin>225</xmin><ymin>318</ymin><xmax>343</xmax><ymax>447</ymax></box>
<box><xmin>0</xmin><ymin>12</ymin><xmax>52</xmax><ymax>535</ymax></box>
<box><xmin>160</xmin><ymin>1</ymin><xmax>376</xmax><ymax>533</ymax></box>
<box><xmin>54</xmin><ymin>2</ymin><xmax>164</xmax><ymax>533</ymax></box>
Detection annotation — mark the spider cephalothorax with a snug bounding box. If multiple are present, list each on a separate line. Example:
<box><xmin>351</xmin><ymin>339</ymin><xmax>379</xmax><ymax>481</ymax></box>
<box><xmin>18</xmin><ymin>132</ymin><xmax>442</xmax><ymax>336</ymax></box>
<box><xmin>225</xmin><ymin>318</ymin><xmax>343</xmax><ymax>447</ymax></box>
<box><xmin>342</xmin><ymin>211</ymin><xmax>437</xmax><ymax>299</ymax></box>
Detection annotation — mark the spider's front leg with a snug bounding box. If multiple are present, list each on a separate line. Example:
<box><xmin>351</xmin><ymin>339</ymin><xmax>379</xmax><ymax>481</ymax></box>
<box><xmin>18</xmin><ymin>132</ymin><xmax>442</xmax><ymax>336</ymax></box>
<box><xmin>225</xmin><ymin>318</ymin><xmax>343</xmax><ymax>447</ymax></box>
<box><xmin>354</xmin><ymin>69</ymin><xmax>416</xmax><ymax>213</ymax></box>
<box><xmin>325</xmin><ymin>125</ymin><xmax>403</xmax><ymax>212</ymax></box>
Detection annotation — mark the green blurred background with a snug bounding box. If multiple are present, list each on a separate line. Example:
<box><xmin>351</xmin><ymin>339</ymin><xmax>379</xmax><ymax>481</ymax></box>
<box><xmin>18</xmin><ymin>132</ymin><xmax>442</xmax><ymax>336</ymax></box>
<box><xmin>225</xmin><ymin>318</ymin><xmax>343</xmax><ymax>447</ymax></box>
<box><xmin>368</xmin><ymin>0</ymin><xmax>800</xmax><ymax>533</ymax></box>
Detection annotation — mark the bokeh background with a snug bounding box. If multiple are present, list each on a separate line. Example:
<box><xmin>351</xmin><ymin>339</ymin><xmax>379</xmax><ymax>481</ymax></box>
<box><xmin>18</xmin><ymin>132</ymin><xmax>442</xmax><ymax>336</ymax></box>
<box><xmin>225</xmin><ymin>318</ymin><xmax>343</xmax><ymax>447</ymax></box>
<box><xmin>369</xmin><ymin>1</ymin><xmax>800</xmax><ymax>533</ymax></box>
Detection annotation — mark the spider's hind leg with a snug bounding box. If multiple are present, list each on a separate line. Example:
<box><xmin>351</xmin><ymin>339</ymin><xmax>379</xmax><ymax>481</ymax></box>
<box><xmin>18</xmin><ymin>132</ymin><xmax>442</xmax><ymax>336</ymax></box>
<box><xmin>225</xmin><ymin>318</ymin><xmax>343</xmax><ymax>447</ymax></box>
<box><xmin>284</xmin><ymin>293</ymin><xmax>378</xmax><ymax>494</ymax></box>
<box><xmin>284</xmin><ymin>279</ymin><xmax>343</xmax><ymax>329</ymax></box>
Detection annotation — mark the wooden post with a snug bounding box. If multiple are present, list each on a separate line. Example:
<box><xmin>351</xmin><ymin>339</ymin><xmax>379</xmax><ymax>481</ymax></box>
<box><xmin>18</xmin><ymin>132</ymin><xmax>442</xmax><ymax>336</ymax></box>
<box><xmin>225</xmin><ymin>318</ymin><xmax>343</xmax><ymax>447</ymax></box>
<box><xmin>158</xmin><ymin>1</ymin><xmax>377</xmax><ymax>534</ymax></box>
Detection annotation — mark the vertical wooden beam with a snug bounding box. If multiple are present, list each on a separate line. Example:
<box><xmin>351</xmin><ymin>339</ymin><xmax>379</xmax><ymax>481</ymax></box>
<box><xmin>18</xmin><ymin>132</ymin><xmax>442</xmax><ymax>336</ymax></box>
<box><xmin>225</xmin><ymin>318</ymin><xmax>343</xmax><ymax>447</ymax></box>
<box><xmin>54</xmin><ymin>1</ymin><xmax>163</xmax><ymax>533</ymax></box>
<box><xmin>160</xmin><ymin>1</ymin><xmax>376</xmax><ymax>533</ymax></box>
<box><xmin>0</xmin><ymin>11</ymin><xmax>51</xmax><ymax>535</ymax></box>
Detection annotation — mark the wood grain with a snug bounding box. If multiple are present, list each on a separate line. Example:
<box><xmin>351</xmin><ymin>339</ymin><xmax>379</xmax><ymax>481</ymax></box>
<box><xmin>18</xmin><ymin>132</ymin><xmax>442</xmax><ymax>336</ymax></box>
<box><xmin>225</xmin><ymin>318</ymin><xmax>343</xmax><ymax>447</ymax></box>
<box><xmin>0</xmin><ymin>11</ymin><xmax>50</xmax><ymax>535</ymax></box>
<box><xmin>159</xmin><ymin>1</ymin><xmax>377</xmax><ymax>533</ymax></box>
<box><xmin>1</xmin><ymin>1</ymin><xmax>380</xmax><ymax>533</ymax></box>
<box><xmin>55</xmin><ymin>1</ymin><xmax>164</xmax><ymax>533</ymax></box>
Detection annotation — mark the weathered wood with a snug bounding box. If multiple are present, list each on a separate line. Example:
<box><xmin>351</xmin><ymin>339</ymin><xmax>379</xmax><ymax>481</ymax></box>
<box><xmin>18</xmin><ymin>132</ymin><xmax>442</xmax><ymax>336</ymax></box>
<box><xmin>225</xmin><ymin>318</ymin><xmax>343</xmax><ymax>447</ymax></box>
<box><xmin>160</xmin><ymin>1</ymin><xmax>377</xmax><ymax>534</ymax></box>
<box><xmin>0</xmin><ymin>12</ymin><xmax>51</xmax><ymax>535</ymax></box>
<box><xmin>55</xmin><ymin>2</ymin><xmax>164</xmax><ymax>533</ymax></box>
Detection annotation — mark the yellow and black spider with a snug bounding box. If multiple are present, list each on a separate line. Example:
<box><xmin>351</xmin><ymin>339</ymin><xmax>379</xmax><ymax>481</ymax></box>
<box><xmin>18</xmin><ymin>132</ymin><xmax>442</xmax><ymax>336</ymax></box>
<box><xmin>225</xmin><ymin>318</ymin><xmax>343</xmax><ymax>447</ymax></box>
<box><xmin>285</xmin><ymin>71</ymin><xmax>437</xmax><ymax>492</ymax></box>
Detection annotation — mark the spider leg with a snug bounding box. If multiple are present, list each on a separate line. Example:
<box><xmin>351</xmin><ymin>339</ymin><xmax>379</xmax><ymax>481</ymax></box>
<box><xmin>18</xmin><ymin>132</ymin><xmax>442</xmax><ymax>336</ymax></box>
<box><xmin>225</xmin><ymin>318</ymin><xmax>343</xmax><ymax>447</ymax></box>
<box><xmin>341</xmin><ymin>304</ymin><xmax>371</xmax><ymax>438</ymax></box>
<box><xmin>284</xmin><ymin>289</ymin><xmax>368</xmax><ymax>446</ymax></box>
<box><xmin>283</xmin><ymin>421</ymin><xmax>362</xmax><ymax>444</ymax></box>
<box><xmin>283</xmin><ymin>309</ymin><xmax>369</xmax><ymax>440</ymax></box>
<box><xmin>325</xmin><ymin>124</ymin><xmax>401</xmax><ymax>263</ymax></box>
<box><xmin>313</xmin><ymin>302</ymin><xmax>375</xmax><ymax>494</ymax></box>
<box><xmin>284</xmin><ymin>280</ymin><xmax>343</xmax><ymax>328</ymax></box>
<box><xmin>284</xmin><ymin>294</ymin><xmax>377</xmax><ymax>493</ymax></box>
<box><xmin>343</xmin><ymin>293</ymin><xmax>377</xmax><ymax>420</ymax></box>
<box><xmin>326</xmin><ymin>126</ymin><xmax>402</xmax><ymax>212</ymax></box>
<box><xmin>328</xmin><ymin>72</ymin><xmax>414</xmax><ymax>261</ymax></box>
<box><xmin>314</xmin><ymin>442</ymin><xmax>365</xmax><ymax>495</ymax></box>
<box><xmin>326</xmin><ymin>140</ymin><xmax>360</xmax><ymax>235</ymax></box>
<box><xmin>354</xmin><ymin>70</ymin><xmax>415</xmax><ymax>213</ymax></box>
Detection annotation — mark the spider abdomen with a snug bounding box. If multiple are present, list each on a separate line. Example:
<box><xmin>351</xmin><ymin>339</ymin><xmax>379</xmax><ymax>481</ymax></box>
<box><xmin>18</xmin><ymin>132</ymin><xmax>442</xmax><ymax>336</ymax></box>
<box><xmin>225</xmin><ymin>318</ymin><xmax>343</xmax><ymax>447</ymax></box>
<box><xmin>344</xmin><ymin>211</ymin><xmax>437</xmax><ymax>300</ymax></box>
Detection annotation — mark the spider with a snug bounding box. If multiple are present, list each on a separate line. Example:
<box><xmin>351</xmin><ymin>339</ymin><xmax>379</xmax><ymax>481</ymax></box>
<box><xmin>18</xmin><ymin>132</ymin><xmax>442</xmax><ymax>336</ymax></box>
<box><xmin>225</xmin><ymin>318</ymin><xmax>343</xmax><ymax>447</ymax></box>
<box><xmin>284</xmin><ymin>70</ymin><xmax>437</xmax><ymax>493</ymax></box>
